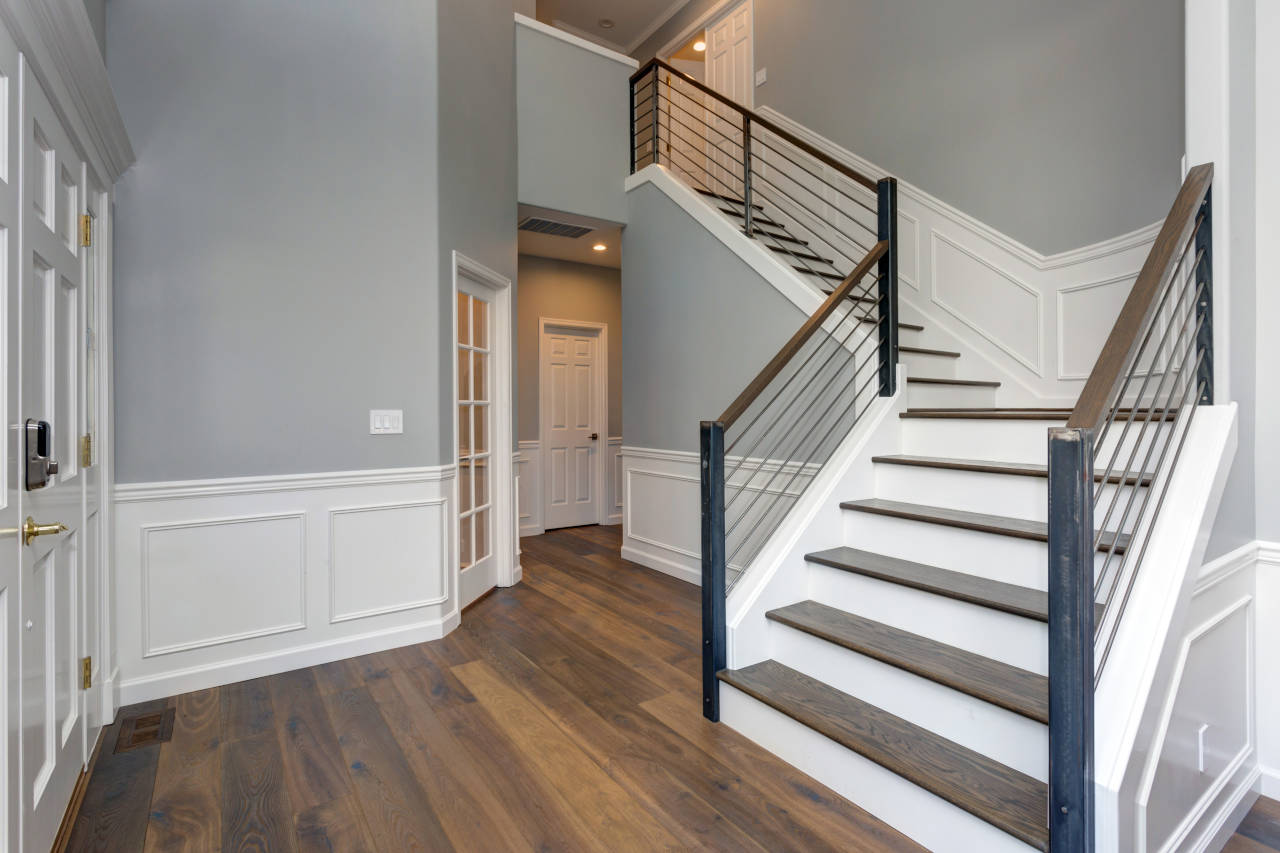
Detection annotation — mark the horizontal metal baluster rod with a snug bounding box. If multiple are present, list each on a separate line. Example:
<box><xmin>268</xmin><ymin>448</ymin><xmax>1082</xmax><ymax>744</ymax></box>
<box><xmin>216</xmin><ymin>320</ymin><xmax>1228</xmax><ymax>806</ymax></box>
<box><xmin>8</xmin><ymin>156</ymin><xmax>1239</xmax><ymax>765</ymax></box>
<box><xmin>752</xmin><ymin>133</ymin><xmax>878</xmax><ymax>218</ymax></box>
<box><xmin>658</xmin><ymin>92</ymin><xmax>747</xmax><ymax>152</ymax></box>
<box><xmin>1095</xmin><ymin>373</ymin><xmax>1205</xmax><ymax>678</ymax></box>
<box><xmin>748</xmin><ymin>143</ymin><xmax>881</xmax><ymax>238</ymax></box>
<box><xmin>748</xmin><ymin>169</ymin><xmax>874</xmax><ymax>260</ymax></box>
<box><xmin>654</xmin><ymin>105</ymin><xmax>748</xmax><ymax>170</ymax></box>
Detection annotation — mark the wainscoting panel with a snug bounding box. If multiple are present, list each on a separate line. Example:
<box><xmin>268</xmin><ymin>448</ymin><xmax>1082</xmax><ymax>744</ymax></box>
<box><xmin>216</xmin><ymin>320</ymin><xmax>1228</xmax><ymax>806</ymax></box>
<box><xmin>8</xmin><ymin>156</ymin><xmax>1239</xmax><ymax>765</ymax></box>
<box><xmin>114</xmin><ymin>466</ymin><xmax>458</xmax><ymax>704</ymax></box>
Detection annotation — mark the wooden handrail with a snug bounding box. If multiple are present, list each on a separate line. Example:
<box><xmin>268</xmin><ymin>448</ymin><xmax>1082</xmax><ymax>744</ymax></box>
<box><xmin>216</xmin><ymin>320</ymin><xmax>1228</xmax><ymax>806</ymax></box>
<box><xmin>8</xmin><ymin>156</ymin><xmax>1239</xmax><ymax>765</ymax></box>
<box><xmin>1067</xmin><ymin>164</ymin><xmax>1213</xmax><ymax>433</ymax></box>
<box><xmin>631</xmin><ymin>57</ymin><xmax>879</xmax><ymax>192</ymax></box>
<box><xmin>719</xmin><ymin>241</ymin><xmax>888</xmax><ymax>429</ymax></box>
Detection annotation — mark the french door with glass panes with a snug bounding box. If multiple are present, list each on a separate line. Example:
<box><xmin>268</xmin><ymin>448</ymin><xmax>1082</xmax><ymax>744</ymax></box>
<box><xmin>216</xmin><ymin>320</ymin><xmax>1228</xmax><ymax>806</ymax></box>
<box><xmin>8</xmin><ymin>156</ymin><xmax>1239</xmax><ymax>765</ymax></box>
<box><xmin>457</xmin><ymin>286</ymin><xmax>495</xmax><ymax>607</ymax></box>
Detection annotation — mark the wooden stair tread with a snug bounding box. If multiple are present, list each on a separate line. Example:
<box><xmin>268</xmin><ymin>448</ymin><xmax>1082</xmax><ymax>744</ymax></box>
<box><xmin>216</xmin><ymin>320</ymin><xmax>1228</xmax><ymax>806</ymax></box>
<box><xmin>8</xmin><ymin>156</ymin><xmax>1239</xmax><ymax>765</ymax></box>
<box><xmin>718</xmin><ymin>207</ymin><xmax>785</xmax><ymax>228</ymax></box>
<box><xmin>718</xmin><ymin>661</ymin><xmax>1049</xmax><ymax>850</ymax></box>
<box><xmin>899</xmin><ymin>345</ymin><xmax>960</xmax><ymax>358</ymax></box>
<box><xmin>905</xmin><ymin>376</ymin><xmax>1001</xmax><ymax>388</ymax></box>
<box><xmin>871</xmin><ymin>454</ymin><xmax>1154</xmax><ymax>486</ymax></box>
<box><xmin>840</xmin><ymin>498</ymin><xmax>1132</xmax><ymax>554</ymax></box>
<box><xmin>806</xmin><ymin>546</ymin><xmax>1053</xmax><ymax>622</ymax></box>
<box><xmin>800</xmin><ymin>267</ymin><xmax>847</xmax><ymax>282</ymax></box>
<box><xmin>768</xmin><ymin>244</ymin><xmax>835</xmax><ymax>265</ymax></box>
<box><xmin>696</xmin><ymin>188</ymin><xmax>764</xmax><ymax>210</ymax></box>
<box><xmin>766</xmin><ymin>600</ymin><xmax>1048</xmax><ymax>722</ymax></box>
<box><xmin>857</xmin><ymin>316</ymin><xmax>924</xmax><ymax>332</ymax></box>
<box><xmin>753</xmin><ymin>229</ymin><xmax>809</xmax><ymax>246</ymax></box>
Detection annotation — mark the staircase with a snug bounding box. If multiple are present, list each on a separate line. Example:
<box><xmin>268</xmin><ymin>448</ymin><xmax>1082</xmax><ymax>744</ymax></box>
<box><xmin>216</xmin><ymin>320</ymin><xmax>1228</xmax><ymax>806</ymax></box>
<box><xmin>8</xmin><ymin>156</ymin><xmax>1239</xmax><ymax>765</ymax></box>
<box><xmin>631</xmin><ymin>61</ymin><xmax>1226</xmax><ymax>853</ymax></box>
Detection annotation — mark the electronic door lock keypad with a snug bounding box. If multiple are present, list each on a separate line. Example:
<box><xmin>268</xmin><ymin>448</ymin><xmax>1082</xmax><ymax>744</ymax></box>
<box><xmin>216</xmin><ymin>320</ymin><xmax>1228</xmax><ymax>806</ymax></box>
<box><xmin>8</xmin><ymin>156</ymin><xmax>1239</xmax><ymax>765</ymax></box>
<box><xmin>24</xmin><ymin>419</ymin><xmax>59</xmax><ymax>491</ymax></box>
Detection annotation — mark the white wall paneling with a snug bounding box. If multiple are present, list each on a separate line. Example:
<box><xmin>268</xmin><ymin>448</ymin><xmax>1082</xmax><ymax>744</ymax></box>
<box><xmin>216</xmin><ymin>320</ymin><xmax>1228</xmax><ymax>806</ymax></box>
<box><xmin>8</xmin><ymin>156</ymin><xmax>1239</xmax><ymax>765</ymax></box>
<box><xmin>747</xmin><ymin>107</ymin><xmax>1163</xmax><ymax>406</ymax></box>
<box><xmin>114</xmin><ymin>466</ymin><xmax>457</xmax><ymax>704</ymax></box>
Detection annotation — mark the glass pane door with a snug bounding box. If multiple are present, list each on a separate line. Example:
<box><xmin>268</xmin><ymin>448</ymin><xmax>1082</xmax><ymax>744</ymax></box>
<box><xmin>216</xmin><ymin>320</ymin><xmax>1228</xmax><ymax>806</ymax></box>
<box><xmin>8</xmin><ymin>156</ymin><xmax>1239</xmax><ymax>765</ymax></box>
<box><xmin>457</xmin><ymin>291</ymin><xmax>491</xmax><ymax>571</ymax></box>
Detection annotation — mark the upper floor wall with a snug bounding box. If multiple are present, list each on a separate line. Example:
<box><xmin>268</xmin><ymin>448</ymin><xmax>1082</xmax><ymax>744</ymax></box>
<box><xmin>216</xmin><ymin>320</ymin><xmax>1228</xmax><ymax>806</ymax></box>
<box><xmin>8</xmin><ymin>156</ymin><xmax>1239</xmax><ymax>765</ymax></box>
<box><xmin>516</xmin><ymin>14</ymin><xmax>634</xmax><ymax>224</ymax></box>
<box><xmin>634</xmin><ymin>0</ymin><xmax>1184</xmax><ymax>256</ymax></box>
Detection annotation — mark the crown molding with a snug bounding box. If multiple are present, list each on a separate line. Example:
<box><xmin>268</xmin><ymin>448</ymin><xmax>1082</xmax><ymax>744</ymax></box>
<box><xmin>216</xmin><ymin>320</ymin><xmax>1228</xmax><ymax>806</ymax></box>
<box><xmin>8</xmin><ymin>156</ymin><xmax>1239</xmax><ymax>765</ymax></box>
<box><xmin>0</xmin><ymin>0</ymin><xmax>135</xmax><ymax>184</ymax></box>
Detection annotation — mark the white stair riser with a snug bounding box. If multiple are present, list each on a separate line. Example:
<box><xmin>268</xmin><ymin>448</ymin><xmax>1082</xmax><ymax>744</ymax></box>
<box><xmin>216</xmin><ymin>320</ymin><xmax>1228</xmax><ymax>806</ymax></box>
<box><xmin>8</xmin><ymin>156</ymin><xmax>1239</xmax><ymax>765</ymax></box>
<box><xmin>901</xmin><ymin>418</ymin><xmax>1173</xmax><ymax>465</ymax></box>
<box><xmin>904</xmin><ymin>382</ymin><xmax>998</xmax><ymax>409</ymax></box>
<box><xmin>840</xmin><ymin>510</ymin><xmax>1118</xmax><ymax>590</ymax></box>
<box><xmin>720</xmin><ymin>685</ymin><xmax>1041</xmax><ymax>853</ymax></box>
<box><xmin>808</xmin><ymin>561</ymin><xmax>1048</xmax><ymax>674</ymax></box>
<box><xmin>768</xmin><ymin>622</ymin><xmax>1048</xmax><ymax>780</ymax></box>
<box><xmin>901</xmin><ymin>350</ymin><xmax>958</xmax><ymax>378</ymax></box>
<box><xmin>874</xmin><ymin>465</ymin><xmax>1141</xmax><ymax>531</ymax></box>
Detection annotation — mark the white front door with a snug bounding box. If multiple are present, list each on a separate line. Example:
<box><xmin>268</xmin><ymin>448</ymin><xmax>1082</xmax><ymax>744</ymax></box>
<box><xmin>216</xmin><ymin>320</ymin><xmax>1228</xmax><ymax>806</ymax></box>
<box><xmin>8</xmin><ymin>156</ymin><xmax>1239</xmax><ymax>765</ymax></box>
<box><xmin>19</xmin><ymin>58</ymin><xmax>89</xmax><ymax>852</ymax></box>
<box><xmin>541</xmin><ymin>327</ymin><xmax>599</xmax><ymax>530</ymax></box>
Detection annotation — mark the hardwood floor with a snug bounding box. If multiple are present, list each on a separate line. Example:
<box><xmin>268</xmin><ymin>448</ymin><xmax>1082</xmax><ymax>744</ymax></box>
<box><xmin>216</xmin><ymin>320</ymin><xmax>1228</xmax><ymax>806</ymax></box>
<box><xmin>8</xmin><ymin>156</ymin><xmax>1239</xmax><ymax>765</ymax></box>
<box><xmin>1228</xmin><ymin>797</ymin><xmax>1280</xmax><ymax>852</ymax></box>
<box><xmin>67</xmin><ymin>525</ymin><xmax>923</xmax><ymax>852</ymax></box>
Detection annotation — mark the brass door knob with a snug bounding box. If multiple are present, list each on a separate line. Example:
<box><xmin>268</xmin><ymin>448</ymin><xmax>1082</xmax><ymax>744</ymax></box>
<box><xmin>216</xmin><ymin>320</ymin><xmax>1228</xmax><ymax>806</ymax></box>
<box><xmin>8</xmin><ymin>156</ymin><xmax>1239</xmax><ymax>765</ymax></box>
<box><xmin>23</xmin><ymin>517</ymin><xmax>67</xmax><ymax>546</ymax></box>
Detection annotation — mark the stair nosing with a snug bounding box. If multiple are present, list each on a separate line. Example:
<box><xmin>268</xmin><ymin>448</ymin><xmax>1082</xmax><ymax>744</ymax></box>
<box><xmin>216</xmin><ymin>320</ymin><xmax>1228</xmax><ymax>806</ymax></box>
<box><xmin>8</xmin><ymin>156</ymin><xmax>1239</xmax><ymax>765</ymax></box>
<box><xmin>839</xmin><ymin>498</ymin><xmax>1131</xmax><ymax>554</ymax></box>
<box><xmin>805</xmin><ymin>546</ymin><xmax>1051</xmax><ymax>622</ymax></box>
<box><xmin>767</xmin><ymin>244</ymin><xmax>835</xmax><ymax>265</ymax></box>
<box><xmin>718</xmin><ymin>661</ymin><xmax>1049</xmax><ymax>851</ymax></box>
<box><xmin>765</xmin><ymin>600</ymin><xmax>1048</xmax><ymax>723</ymax></box>
<box><xmin>898</xmin><ymin>345</ymin><xmax>961</xmax><ymax>359</ymax></box>
<box><xmin>905</xmin><ymin>376</ymin><xmax>1001</xmax><ymax>388</ymax></box>
<box><xmin>871</xmin><ymin>454</ymin><xmax>1154</xmax><ymax>486</ymax></box>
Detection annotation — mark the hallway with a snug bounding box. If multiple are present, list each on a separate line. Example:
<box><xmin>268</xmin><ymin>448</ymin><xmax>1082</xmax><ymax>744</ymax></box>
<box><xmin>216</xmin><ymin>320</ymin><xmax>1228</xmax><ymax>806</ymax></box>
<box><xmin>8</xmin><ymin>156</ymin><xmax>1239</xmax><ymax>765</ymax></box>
<box><xmin>65</xmin><ymin>527</ymin><xmax>922</xmax><ymax>851</ymax></box>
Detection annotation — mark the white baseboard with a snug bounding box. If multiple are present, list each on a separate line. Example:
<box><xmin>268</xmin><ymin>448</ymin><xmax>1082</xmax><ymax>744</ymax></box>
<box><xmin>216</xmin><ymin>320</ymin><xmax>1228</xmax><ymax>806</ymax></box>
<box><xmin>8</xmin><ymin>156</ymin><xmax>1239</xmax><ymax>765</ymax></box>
<box><xmin>620</xmin><ymin>543</ymin><xmax>699</xmax><ymax>585</ymax></box>
<box><xmin>118</xmin><ymin>612</ymin><xmax>460</xmax><ymax>705</ymax></box>
<box><xmin>113</xmin><ymin>465</ymin><xmax>469</xmax><ymax>704</ymax></box>
<box><xmin>1261</xmin><ymin>764</ymin><xmax>1280</xmax><ymax>798</ymax></box>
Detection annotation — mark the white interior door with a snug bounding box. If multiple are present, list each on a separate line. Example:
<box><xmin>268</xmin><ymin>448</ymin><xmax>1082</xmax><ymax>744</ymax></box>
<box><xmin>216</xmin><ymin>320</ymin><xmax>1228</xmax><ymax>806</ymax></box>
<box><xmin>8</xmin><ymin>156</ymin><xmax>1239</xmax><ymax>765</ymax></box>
<box><xmin>541</xmin><ymin>327</ymin><xmax>599</xmax><ymax>530</ymax></box>
<box><xmin>705</xmin><ymin>1</ymin><xmax>752</xmax><ymax>195</ymax></box>
<box><xmin>458</xmin><ymin>286</ymin><xmax>495</xmax><ymax>607</ymax></box>
<box><xmin>80</xmin><ymin>182</ymin><xmax>103</xmax><ymax>740</ymax></box>
<box><xmin>0</xmin><ymin>23</ymin><xmax>22</xmax><ymax>853</ymax></box>
<box><xmin>19</xmin><ymin>58</ymin><xmax>88</xmax><ymax>853</ymax></box>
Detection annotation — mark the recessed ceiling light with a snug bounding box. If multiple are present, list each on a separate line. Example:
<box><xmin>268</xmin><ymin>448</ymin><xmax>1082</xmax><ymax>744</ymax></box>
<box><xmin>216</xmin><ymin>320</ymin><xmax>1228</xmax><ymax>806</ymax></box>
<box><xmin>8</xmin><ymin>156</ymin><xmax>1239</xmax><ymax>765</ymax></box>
<box><xmin>693</xmin><ymin>40</ymin><xmax>706</xmax><ymax>52</ymax></box>
<box><xmin>592</xmin><ymin>243</ymin><xmax>608</xmax><ymax>252</ymax></box>
<box><xmin>598</xmin><ymin>18</ymin><xmax>615</xmax><ymax>29</ymax></box>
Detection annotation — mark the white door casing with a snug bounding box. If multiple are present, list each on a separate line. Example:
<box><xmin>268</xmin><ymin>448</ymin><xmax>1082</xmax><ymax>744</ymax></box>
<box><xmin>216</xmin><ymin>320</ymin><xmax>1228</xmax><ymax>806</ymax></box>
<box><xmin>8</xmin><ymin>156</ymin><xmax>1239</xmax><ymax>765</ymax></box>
<box><xmin>539</xmin><ymin>319</ymin><xmax>608</xmax><ymax>530</ymax></box>
<box><xmin>453</xmin><ymin>252</ymin><xmax>514</xmax><ymax>610</ymax></box>
<box><xmin>19</xmin><ymin>56</ymin><xmax>90</xmax><ymax>853</ymax></box>
<box><xmin>0</xmin><ymin>21</ymin><xmax>21</xmax><ymax>853</ymax></box>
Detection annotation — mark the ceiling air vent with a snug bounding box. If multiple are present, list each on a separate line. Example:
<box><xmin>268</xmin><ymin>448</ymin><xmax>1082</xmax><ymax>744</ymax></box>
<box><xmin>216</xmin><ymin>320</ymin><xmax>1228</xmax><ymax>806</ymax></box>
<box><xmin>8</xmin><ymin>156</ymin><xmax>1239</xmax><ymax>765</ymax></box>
<box><xmin>518</xmin><ymin>216</ymin><xmax>594</xmax><ymax>239</ymax></box>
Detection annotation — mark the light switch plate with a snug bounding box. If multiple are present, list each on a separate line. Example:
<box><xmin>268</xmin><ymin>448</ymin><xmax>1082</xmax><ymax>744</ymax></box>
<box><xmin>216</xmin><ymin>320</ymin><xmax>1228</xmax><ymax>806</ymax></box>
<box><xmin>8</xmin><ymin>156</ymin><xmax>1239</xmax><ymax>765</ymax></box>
<box><xmin>755</xmin><ymin>67</ymin><xmax>767</xmax><ymax>86</ymax></box>
<box><xmin>369</xmin><ymin>409</ymin><xmax>404</xmax><ymax>435</ymax></box>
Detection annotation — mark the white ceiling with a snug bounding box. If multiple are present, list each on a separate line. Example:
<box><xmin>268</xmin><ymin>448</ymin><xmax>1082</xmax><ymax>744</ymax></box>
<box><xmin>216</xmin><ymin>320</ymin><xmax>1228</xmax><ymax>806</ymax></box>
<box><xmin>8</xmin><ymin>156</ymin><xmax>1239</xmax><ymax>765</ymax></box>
<box><xmin>517</xmin><ymin>204</ymin><xmax>622</xmax><ymax>269</ymax></box>
<box><xmin>537</xmin><ymin>0</ymin><xmax>692</xmax><ymax>54</ymax></box>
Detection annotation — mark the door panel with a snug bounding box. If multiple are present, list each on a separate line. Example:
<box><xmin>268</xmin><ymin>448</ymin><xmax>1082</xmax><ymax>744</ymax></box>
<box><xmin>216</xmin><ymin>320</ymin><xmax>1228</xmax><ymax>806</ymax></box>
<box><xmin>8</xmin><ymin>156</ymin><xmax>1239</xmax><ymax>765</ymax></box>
<box><xmin>19</xmin><ymin>58</ymin><xmax>86</xmax><ymax>853</ymax></box>
<box><xmin>542</xmin><ymin>330</ymin><xmax>598</xmax><ymax>530</ymax></box>
<box><xmin>705</xmin><ymin>1</ymin><xmax>752</xmax><ymax>195</ymax></box>
<box><xmin>458</xmin><ymin>285</ymin><xmax>496</xmax><ymax>608</ymax></box>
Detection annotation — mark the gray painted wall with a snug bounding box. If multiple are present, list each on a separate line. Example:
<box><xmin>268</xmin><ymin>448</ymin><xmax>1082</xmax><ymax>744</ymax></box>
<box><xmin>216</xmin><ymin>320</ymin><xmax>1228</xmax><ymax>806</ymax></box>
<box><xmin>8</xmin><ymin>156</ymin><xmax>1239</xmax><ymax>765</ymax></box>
<box><xmin>83</xmin><ymin>0</ymin><xmax>106</xmax><ymax>59</ymax></box>
<box><xmin>636</xmin><ymin>0</ymin><xmax>1184</xmax><ymax>255</ymax></box>
<box><xmin>516</xmin><ymin>255</ymin><xmax>622</xmax><ymax>442</ymax></box>
<box><xmin>516</xmin><ymin>21</ymin><xmax>631</xmax><ymax>224</ymax></box>
<box><xmin>623</xmin><ymin>182</ymin><xmax>802</xmax><ymax>451</ymax></box>
<box><xmin>438</xmin><ymin>0</ymin><xmax>519</xmax><ymax>460</ymax></box>
<box><xmin>109</xmin><ymin>0</ymin><xmax>446</xmax><ymax>482</ymax></box>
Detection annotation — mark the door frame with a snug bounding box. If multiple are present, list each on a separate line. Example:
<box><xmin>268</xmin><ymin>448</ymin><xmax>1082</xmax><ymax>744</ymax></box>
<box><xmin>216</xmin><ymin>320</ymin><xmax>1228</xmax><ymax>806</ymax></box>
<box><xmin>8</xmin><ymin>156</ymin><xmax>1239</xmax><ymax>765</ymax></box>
<box><xmin>451</xmin><ymin>251</ymin><xmax>516</xmax><ymax>591</ymax></box>
<box><xmin>537</xmin><ymin>317</ymin><xmax>609</xmax><ymax>528</ymax></box>
<box><xmin>657</xmin><ymin>0</ymin><xmax>754</xmax><ymax>108</ymax></box>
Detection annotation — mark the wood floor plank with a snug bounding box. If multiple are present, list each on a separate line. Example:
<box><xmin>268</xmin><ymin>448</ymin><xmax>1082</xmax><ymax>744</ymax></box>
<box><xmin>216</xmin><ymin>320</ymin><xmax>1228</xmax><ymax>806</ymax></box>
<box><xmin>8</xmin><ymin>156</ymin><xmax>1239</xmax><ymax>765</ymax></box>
<box><xmin>221</xmin><ymin>730</ymin><xmax>298</xmax><ymax>852</ymax></box>
<box><xmin>294</xmin><ymin>795</ymin><xmax>376</xmax><ymax>853</ymax></box>
<box><xmin>1238</xmin><ymin>797</ymin><xmax>1280</xmax><ymax>849</ymax></box>
<box><xmin>67</xmin><ymin>699</ymin><xmax>170</xmax><ymax>852</ymax></box>
<box><xmin>311</xmin><ymin>658</ymin><xmax>365</xmax><ymax>695</ymax></box>
<box><xmin>642</xmin><ymin>690</ymin><xmax>927</xmax><ymax>853</ymax></box>
<box><xmin>144</xmin><ymin>689</ymin><xmax>222</xmax><ymax>852</ymax></box>
<box><xmin>451</xmin><ymin>658</ymin><xmax>685</xmax><ymax>851</ymax></box>
<box><xmin>221</xmin><ymin>677</ymin><xmax>276</xmax><ymax>741</ymax></box>
<box><xmin>453</xmin><ymin>622</ymin><xmax>769</xmax><ymax>852</ymax></box>
<box><xmin>1224</xmin><ymin>836</ymin><xmax>1276</xmax><ymax>853</ymax></box>
<box><xmin>321</xmin><ymin>686</ymin><xmax>454</xmax><ymax>852</ymax></box>
<box><xmin>387</xmin><ymin>642</ymin><xmax>476</xmax><ymax>712</ymax></box>
<box><xmin>267</xmin><ymin>667</ymin><xmax>353</xmax><ymax>813</ymax></box>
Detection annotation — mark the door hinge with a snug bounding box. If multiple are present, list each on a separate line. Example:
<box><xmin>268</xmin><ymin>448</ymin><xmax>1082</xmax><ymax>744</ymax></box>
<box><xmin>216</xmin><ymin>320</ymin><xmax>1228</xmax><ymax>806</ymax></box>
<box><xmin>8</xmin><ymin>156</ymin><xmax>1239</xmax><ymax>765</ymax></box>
<box><xmin>80</xmin><ymin>434</ymin><xmax>92</xmax><ymax>468</ymax></box>
<box><xmin>80</xmin><ymin>214</ymin><xmax>93</xmax><ymax>248</ymax></box>
<box><xmin>81</xmin><ymin>656</ymin><xmax>92</xmax><ymax>690</ymax></box>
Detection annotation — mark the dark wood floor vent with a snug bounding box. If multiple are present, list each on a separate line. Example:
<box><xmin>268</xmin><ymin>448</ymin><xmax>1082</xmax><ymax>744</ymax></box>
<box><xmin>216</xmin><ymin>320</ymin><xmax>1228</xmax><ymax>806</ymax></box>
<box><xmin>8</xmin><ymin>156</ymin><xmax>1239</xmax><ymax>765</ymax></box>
<box><xmin>113</xmin><ymin>708</ymin><xmax>175</xmax><ymax>753</ymax></box>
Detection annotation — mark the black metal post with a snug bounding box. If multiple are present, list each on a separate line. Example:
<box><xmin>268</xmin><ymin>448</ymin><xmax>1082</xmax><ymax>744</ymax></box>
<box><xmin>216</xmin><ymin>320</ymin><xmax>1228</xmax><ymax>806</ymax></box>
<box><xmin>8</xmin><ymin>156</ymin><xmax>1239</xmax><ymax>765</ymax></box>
<box><xmin>700</xmin><ymin>420</ymin><xmax>727</xmax><ymax>722</ymax></box>
<box><xmin>876</xmin><ymin>177</ymin><xmax>899</xmax><ymax>397</ymax></box>
<box><xmin>1047</xmin><ymin>426</ymin><xmax>1096</xmax><ymax>853</ymax></box>
<box><xmin>742</xmin><ymin>117</ymin><xmax>754</xmax><ymax>238</ymax></box>
<box><xmin>651</xmin><ymin>68</ymin><xmax>661</xmax><ymax>170</ymax></box>
<box><xmin>1194</xmin><ymin>188</ymin><xmax>1214</xmax><ymax>404</ymax></box>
